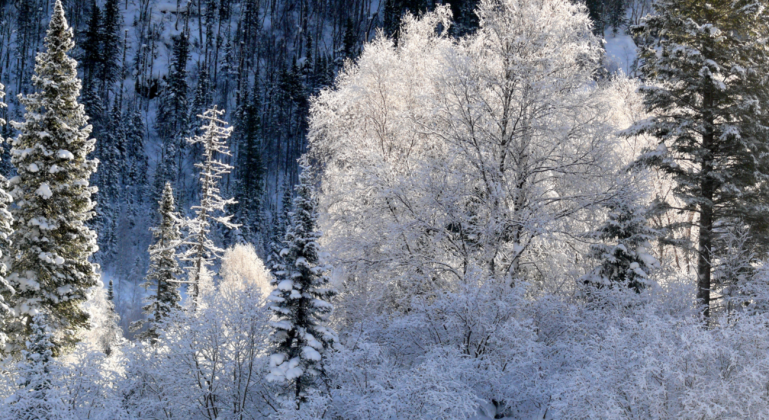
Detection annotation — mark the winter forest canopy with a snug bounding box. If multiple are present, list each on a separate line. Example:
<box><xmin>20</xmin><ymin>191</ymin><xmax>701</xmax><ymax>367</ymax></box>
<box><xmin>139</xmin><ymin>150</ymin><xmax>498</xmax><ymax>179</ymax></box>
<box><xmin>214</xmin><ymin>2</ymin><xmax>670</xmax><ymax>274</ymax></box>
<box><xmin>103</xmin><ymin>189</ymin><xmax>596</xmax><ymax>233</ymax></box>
<box><xmin>3</xmin><ymin>0</ymin><xmax>769</xmax><ymax>417</ymax></box>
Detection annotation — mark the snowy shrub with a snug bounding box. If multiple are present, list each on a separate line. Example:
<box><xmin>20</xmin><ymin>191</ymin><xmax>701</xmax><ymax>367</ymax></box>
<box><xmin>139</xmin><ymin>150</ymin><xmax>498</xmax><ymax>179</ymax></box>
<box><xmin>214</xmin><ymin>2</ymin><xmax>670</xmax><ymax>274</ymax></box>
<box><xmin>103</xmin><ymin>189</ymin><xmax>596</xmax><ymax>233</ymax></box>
<box><xmin>221</xmin><ymin>243</ymin><xmax>271</xmax><ymax>296</ymax></box>
<box><xmin>123</xmin><ymin>275</ymin><xmax>276</xmax><ymax>419</ymax></box>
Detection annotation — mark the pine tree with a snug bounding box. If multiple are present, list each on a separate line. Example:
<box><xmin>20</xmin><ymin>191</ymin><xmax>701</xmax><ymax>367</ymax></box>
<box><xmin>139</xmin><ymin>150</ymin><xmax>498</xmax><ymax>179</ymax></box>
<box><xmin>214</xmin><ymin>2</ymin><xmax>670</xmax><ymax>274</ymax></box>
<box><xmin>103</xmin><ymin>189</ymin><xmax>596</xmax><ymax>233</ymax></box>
<box><xmin>628</xmin><ymin>0</ymin><xmax>769</xmax><ymax>317</ymax></box>
<box><xmin>134</xmin><ymin>182</ymin><xmax>182</xmax><ymax>343</ymax></box>
<box><xmin>8</xmin><ymin>0</ymin><xmax>99</xmax><ymax>353</ymax></box>
<box><xmin>582</xmin><ymin>193</ymin><xmax>660</xmax><ymax>293</ymax></box>
<box><xmin>266</xmin><ymin>163</ymin><xmax>336</xmax><ymax>409</ymax></box>
<box><xmin>181</xmin><ymin>107</ymin><xmax>237</xmax><ymax>308</ymax></box>
<box><xmin>4</xmin><ymin>314</ymin><xmax>71</xmax><ymax>420</ymax></box>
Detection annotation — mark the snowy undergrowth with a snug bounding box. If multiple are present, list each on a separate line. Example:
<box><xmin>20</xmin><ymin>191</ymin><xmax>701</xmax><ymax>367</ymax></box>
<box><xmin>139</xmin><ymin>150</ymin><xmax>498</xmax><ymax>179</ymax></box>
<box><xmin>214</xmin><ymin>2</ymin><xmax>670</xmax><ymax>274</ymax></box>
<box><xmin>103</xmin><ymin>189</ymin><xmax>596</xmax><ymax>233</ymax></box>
<box><xmin>6</xmin><ymin>274</ymin><xmax>769</xmax><ymax>419</ymax></box>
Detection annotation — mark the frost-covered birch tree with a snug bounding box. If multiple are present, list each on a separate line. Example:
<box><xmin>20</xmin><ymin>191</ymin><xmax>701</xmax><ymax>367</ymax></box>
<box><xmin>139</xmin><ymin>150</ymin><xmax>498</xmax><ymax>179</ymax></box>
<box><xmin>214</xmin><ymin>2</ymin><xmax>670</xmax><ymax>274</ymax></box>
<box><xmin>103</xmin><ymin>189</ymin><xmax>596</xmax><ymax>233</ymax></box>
<box><xmin>310</xmin><ymin>0</ymin><xmax>627</xmax><ymax>314</ymax></box>
<box><xmin>7</xmin><ymin>0</ymin><xmax>98</xmax><ymax>353</ymax></box>
<box><xmin>181</xmin><ymin>106</ymin><xmax>237</xmax><ymax>309</ymax></box>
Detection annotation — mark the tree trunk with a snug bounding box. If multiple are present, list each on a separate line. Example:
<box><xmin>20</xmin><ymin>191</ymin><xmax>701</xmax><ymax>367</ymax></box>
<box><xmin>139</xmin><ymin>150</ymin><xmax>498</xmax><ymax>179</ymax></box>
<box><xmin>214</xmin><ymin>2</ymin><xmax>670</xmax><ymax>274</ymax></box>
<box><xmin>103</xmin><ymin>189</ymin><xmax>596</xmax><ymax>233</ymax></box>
<box><xmin>697</xmin><ymin>90</ymin><xmax>715</xmax><ymax>319</ymax></box>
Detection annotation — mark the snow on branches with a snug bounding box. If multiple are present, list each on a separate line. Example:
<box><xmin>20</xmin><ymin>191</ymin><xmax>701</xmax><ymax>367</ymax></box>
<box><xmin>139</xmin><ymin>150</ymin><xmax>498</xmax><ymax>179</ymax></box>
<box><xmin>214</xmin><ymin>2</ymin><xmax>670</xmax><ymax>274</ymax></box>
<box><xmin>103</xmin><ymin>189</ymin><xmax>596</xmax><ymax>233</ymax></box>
<box><xmin>180</xmin><ymin>106</ymin><xmax>238</xmax><ymax>309</ymax></box>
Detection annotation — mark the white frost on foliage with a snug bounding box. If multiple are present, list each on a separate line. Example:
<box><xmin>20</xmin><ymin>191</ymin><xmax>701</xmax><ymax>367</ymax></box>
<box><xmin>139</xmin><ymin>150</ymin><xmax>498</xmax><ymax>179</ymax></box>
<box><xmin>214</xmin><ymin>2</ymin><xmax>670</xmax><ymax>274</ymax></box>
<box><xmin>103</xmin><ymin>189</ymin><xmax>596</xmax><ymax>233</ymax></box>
<box><xmin>35</xmin><ymin>182</ymin><xmax>52</xmax><ymax>199</ymax></box>
<box><xmin>302</xmin><ymin>346</ymin><xmax>322</xmax><ymax>362</ymax></box>
<box><xmin>56</xmin><ymin>149</ymin><xmax>74</xmax><ymax>160</ymax></box>
<box><xmin>268</xmin><ymin>357</ymin><xmax>304</xmax><ymax>382</ymax></box>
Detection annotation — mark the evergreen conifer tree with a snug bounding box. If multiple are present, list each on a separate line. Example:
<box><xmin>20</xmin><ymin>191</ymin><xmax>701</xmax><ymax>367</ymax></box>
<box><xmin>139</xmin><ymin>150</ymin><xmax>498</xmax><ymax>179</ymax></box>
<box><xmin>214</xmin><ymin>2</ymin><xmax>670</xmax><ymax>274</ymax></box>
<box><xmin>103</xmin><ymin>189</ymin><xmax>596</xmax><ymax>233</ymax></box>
<box><xmin>268</xmin><ymin>181</ymin><xmax>292</xmax><ymax>272</ymax></box>
<box><xmin>156</xmin><ymin>33</ymin><xmax>190</xmax><ymax>200</ymax></box>
<box><xmin>81</xmin><ymin>4</ymin><xmax>104</xmax><ymax>134</ymax></box>
<box><xmin>100</xmin><ymin>0</ymin><xmax>122</xmax><ymax>96</ymax></box>
<box><xmin>8</xmin><ymin>0</ymin><xmax>99</xmax><ymax>353</ymax></box>
<box><xmin>81</xmin><ymin>2</ymin><xmax>102</xmax><ymax>88</ymax></box>
<box><xmin>125</xmin><ymin>106</ymin><xmax>149</xmax><ymax>224</ymax></box>
<box><xmin>181</xmin><ymin>107</ymin><xmax>237</xmax><ymax>308</ymax></box>
<box><xmin>0</xmin><ymin>84</ymin><xmax>14</xmax><ymax>349</ymax></box>
<box><xmin>95</xmin><ymin>98</ymin><xmax>125</xmax><ymax>259</ymax></box>
<box><xmin>582</xmin><ymin>193</ymin><xmax>660</xmax><ymax>293</ymax></box>
<box><xmin>134</xmin><ymin>182</ymin><xmax>182</xmax><ymax>343</ymax></box>
<box><xmin>628</xmin><ymin>0</ymin><xmax>769</xmax><ymax>316</ymax></box>
<box><xmin>234</xmin><ymin>87</ymin><xmax>265</xmax><ymax>243</ymax></box>
<box><xmin>266</xmin><ymin>163</ymin><xmax>336</xmax><ymax>409</ymax></box>
<box><xmin>4</xmin><ymin>314</ymin><xmax>71</xmax><ymax>420</ymax></box>
<box><xmin>342</xmin><ymin>18</ymin><xmax>356</xmax><ymax>59</ymax></box>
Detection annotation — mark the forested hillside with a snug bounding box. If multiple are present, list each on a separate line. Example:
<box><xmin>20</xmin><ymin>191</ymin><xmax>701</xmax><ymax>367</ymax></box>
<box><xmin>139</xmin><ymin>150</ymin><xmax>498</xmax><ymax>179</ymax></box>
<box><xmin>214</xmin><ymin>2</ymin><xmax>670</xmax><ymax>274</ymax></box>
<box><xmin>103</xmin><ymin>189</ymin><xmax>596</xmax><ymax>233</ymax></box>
<box><xmin>0</xmin><ymin>0</ymin><xmax>491</xmax><ymax>329</ymax></box>
<box><xmin>5</xmin><ymin>0</ymin><xmax>769</xmax><ymax>418</ymax></box>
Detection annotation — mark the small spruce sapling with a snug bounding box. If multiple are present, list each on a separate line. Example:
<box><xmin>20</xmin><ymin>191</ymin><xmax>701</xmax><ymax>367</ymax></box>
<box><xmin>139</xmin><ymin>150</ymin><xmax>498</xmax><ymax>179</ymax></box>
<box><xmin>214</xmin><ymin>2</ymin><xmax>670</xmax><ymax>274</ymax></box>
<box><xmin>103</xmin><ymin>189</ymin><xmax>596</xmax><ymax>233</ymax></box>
<box><xmin>582</xmin><ymin>192</ymin><xmax>659</xmax><ymax>293</ymax></box>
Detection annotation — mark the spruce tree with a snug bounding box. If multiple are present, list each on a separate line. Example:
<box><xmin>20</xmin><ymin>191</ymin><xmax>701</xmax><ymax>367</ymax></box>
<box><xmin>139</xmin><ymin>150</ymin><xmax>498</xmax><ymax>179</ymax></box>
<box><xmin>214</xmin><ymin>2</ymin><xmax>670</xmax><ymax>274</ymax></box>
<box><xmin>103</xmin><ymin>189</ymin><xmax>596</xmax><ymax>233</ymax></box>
<box><xmin>95</xmin><ymin>98</ymin><xmax>125</xmax><ymax>259</ymax></box>
<box><xmin>181</xmin><ymin>107</ymin><xmax>237</xmax><ymax>308</ymax></box>
<box><xmin>125</xmin><ymin>106</ymin><xmax>149</xmax><ymax>223</ymax></box>
<box><xmin>4</xmin><ymin>314</ymin><xmax>71</xmax><ymax>420</ymax></box>
<box><xmin>81</xmin><ymin>3</ymin><xmax>104</xmax><ymax>133</ymax></box>
<box><xmin>628</xmin><ymin>0</ymin><xmax>769</xmax><ymax>317</ymax></box>
<box><xmin>266</xmin><ymin>164</ymin><xmax>336</xmax><ymax>409</ymax></box>
<box><xmin>81</xmin><ymin>2</ymin><xmax>102</xmax><ymax>88</ymax></box>
<box><xmin>8</xmin><ymin>0</ymin><xmax>99</xmax><ymax>353</ymax></box>
<box><xmin>234</xmin><ymin>87</ymin><xmax>265</xmax><ymax>243</ymax></box>
<box><xmin>134</xmin><ymin>182</ymin><xmax>182</xmax><ymax>343</ymax></box>
<box><xmin>0</xmin><ymin>84</ymin><xmax>14</xmax><ymax>349</ymax></box>
<box><xmin>343</xmin><ymin>18</ymin><xmax>357</xmax><ymax>59</ymax></box>
<box><xmin>100</xmin><ymin>0</ymin><xmax>122</xmax><ymax>95</ymax></box>
<box><xmin>156</xmin><ymin>32</ymin><xmax>190</xmax><ymax>200</ymax></box>
<box><xmin>268</xmin><ymin>181</ymin><xmax>292</xmax><ymax>273</ymax></box>
<box><xmin>582</xmin><ymin>193</ymin><xmax>660</xmax><ymax>293</ymax></box>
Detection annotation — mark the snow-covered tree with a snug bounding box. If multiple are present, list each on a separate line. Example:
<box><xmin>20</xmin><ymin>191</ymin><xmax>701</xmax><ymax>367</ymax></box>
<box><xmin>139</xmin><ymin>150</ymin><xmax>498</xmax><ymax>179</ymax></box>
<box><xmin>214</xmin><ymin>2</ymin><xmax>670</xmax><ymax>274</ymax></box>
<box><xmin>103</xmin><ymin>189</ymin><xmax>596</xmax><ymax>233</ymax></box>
<box><xmin>3</xmin><ymin>314</ymin><xmax>72</xmax><ymax>420</ymax></box>
<box><xmin>0</xmin><ymin>83</ymin><xmax>15</xmax><ymax>350</ymax></box>
<box><xmin>181</xmin><ymin>106</ymin><xmax>237</xmax><ymax>308</ymax></box>
<box><xmin>134</xmin><ymin>182</ymin><xmax>182</xmax><ymax>343</ymax></box>
<box><xmin>267</xmin><ymin>164</ymin><xmax>336</xmax><ymax>409</ymax></box>
<box><xmin>628</xmin><ymin>0</ymin><xmax>769</xmax><ymax>317</ymax></box>
<box><xmin>221</xmin><ymin>243</ymin><xmax>271</xmax><ymax>295</ymax></box>
<box><xmin>123</xmin><ymin>260</ymin><xmax>275</xmax><ymax>419</ymax></box>
<box><xmin>310</xmin><ymin>0</ymin><xmax>624</xmax><ymax>314</ymax></box>
<box><xmin>233</xmin><ymin>90</ymin><xmax>266</xmax><ymax>246</ymax></box>
<box><xmin>7</xmin><ymin>0</ymin><xmax>99</xmax><ymax>353</ymax></box>
<box><xmin>582</xmin><ymin>190</ymin><xmax>660</xmax><ymax>293</ymax></box>
<box><xmin>267</xmin><ymin>182</ymin><xmax>293</xmax><ymax>286</ymax></box>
